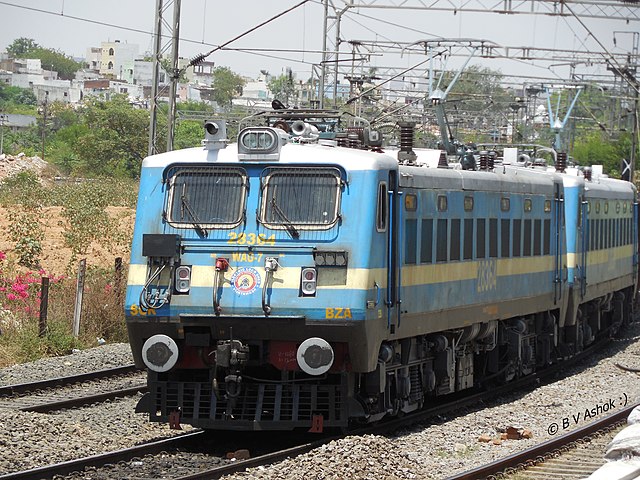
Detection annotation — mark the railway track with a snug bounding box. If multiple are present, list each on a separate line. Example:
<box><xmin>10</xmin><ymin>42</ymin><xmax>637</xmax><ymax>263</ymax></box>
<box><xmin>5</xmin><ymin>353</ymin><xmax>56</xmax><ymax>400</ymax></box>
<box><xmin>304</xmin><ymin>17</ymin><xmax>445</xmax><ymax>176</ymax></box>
<box><xmin>0</xmin><ymin>364</ymin><xmax>146</xmax><ymax>413</ymax></box>
<box><xmin>0</xmin><ymin>431</ymin><xmax>205</xmax><ymax>480</ymax></box>
<box><xmin>447</xmin><ymin>403</ymin><xmax>636</xmax><ymax>480</ymax></box>
<box><xmin>2</xmin><ymin>332</ymin><xmax>634</xmax><ymax>480</ymax></box>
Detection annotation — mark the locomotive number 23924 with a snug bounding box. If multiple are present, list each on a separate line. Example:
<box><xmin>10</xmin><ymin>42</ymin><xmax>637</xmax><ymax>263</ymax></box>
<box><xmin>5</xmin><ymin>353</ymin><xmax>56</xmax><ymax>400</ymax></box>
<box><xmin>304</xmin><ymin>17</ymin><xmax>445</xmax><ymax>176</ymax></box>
<box><xmin>227</xmin><ymin>232</ymin><xmax>276</xmax><ymax>246</ymax></box>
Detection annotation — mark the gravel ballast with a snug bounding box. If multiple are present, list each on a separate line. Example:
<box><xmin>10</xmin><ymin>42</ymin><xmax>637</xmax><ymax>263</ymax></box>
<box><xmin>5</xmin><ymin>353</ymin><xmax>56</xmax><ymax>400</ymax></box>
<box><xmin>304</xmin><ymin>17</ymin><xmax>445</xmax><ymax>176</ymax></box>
<box><xmin>0</xmin><ymin>330</ymin><xmax>639</xmax><ymax>478</ymax></box>
<box><xmin>0</xmin><ymin>343</ymin><xmax>190</xmax><ymax>475</ymax></box>
<box><xmin>0</xmin><ymin>343</ymin><xmax>134</xmax><ymax>386</ymax></box>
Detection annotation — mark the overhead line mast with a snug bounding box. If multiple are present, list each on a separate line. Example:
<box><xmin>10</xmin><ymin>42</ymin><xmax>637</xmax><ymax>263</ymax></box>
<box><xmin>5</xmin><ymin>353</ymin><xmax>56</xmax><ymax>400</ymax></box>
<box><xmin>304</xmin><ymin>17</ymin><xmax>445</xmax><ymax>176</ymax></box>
<box><xmin>148</xmin><ymin>0</ymin><xmax>181</xmax><ymax>156</ymax></box>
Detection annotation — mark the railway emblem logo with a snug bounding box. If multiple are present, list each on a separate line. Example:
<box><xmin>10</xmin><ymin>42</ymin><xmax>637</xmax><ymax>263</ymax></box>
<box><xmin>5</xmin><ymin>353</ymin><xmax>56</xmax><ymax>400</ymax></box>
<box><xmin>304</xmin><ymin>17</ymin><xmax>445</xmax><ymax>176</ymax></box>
<box><xmin>477</xmin><ymin>258</ymin><xmax>497</xmax><ymax>293</ymax></box>
<box><xmin>231</xmin><ymin>267</ymin><xmax>261</xmax><ymax>295</ymax></box>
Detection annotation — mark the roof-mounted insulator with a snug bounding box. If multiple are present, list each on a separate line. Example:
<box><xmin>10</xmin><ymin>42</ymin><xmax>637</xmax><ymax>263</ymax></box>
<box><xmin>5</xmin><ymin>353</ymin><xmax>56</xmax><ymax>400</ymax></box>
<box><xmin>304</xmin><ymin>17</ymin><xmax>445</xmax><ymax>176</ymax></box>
<box><xmin>397</xmin><ymin>121</ymin><xmax>417</xmax><ymax>164</ymax></box>
<box><xmin>335</xmin><ymin>132</ymin><xmax>348</xmax><ymax>147</ymax></box>
<box><xmin>438</xmin><ymin>151</ymin><xmax>449</xmax><ymax>169</ymax></box>
<box><xmin>347</xmin><ymin>133</ymin><xmax>360</xmax><ymax>149</ymax></box>
<box><xmin>488</xmin><ymin>151</ymin><xmax>496</xmax><ymax>170</ymax></box>
<box><xmin>556</xmin><ymin>152</ymin><xmax>567</xmax><ymax>173</ymax></box>
<box><xmin>479</xmin><ymin>151</ymin><xmax>489</xmax><ymax>171</ymax></box>
<box><xmin>346</xmin><ymin>127</ymin><xmax>364</xmax><ymax>149</ymax></box>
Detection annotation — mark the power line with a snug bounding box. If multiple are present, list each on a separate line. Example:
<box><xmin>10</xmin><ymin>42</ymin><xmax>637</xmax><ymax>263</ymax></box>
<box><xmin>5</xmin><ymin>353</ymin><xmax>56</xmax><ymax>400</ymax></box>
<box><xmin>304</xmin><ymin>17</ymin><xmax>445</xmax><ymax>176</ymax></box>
<box><xmin>187</xmin><ymin>0</ymin><xmax>311</xmax><ymax>68</ymax></box>
<box><xmin>0</xmin><ymin>0</ymin><xmax>317</xmax><ymax>67</ymax></box>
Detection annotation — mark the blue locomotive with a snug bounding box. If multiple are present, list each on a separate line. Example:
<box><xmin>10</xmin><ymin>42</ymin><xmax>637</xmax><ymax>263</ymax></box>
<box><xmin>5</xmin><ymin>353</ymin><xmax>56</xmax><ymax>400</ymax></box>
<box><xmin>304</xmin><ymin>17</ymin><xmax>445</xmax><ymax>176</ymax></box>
<box><xmin>126</xmin><ymin>113</ymin><xmax>637</xmax><ymax>431</ymax></box>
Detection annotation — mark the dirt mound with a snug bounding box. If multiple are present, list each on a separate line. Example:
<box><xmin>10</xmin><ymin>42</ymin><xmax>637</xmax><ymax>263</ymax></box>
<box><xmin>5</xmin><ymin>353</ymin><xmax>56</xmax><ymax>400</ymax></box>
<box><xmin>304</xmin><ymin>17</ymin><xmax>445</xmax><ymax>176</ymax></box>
<box><xmin>0</xmin><ymin>153</ymin><xmax>50</xmax><ymax>182</ymax></box>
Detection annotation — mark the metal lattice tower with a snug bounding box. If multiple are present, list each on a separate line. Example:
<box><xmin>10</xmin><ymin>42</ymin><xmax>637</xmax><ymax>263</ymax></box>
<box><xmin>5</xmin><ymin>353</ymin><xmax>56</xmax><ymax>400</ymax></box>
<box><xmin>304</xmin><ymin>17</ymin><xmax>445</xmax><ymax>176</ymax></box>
<box><xmin>148</xmin><ymin>0</ymin><xmax>181</xmax><ymax>156</ymax></box>
<box><xmin>319</xmin><ymin>0</ymin><xmax>640</xmax><ymax>108</ymax></box>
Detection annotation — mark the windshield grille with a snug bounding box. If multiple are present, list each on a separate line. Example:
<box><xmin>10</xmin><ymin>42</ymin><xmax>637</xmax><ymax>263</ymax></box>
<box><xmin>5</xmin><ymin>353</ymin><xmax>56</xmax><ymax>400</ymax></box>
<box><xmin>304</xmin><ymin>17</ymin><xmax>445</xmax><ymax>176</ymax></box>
<box><xmin>259</xmin><ymin>167</ymin><xmax>342</xmax><ymax>230</ymax></box>
<box><xmin>166</xmin><ymin>166</ymin><xmax>247</xmax><ymax>228</ymax></box>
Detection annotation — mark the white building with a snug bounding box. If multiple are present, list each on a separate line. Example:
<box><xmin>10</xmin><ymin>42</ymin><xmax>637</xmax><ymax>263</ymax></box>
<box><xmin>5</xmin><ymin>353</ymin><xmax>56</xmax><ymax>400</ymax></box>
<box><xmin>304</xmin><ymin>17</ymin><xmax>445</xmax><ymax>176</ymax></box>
<box><xmin>233</xmin><ymin>73</ymin><xmax>272</xmax><ymax>108</ymax></box>
<box><xmin>99</xmin><ymin>40</ymin><xmax>139</xmax><ymax>78</ymax></box>
<box><xmin>85</xmin><ymin>47</ymin><xmax>102</xmax><ymax>71</ymax></box>
<box><xmin>133</xmin><ymin>59</ymin><xmax>168</xmax><ymax>87</ymax></box>
<box><xmin>33</xmin><ymin>82</ymin><xmax>82</xmax><ymax>104</ymax></box>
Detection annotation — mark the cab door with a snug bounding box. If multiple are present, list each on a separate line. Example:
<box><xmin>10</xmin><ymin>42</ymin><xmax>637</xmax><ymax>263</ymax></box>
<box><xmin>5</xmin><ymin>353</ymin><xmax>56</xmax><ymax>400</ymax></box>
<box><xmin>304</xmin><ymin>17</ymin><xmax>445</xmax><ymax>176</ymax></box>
<box><xmin>385</xmin><ymin>170</ymin><xmax>401</xmax><ymax>333</ymax></box>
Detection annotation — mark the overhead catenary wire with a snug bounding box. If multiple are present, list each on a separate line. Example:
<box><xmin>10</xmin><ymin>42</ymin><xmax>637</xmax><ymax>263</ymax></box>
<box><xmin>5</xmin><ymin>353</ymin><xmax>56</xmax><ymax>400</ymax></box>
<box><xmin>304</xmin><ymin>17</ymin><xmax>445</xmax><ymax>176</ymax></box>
<box><xmin>561</xmin><ymin>2</ymin><xmax>639</xmax><ymax>94</ymax></box>
<box><xmin>1</xmin><ymin>0</ymin><xmax>631</xmax><ymax>84</ymax></box>
<box><xmin>186</xmin><ymin>0</ymin><xmax>311</xmax><ymax>68</ymax></box>
<box><xmin>0</xmin><ymin>0</ymin><xmax>317</xmax><ymax>68</ymax></box>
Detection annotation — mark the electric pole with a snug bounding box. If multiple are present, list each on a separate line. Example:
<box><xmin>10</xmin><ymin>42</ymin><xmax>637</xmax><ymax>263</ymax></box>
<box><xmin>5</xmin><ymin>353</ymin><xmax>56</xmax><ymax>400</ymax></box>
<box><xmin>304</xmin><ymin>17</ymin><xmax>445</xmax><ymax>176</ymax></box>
<box><xmin>148</xmin><ymin>0</ymin><xmax>181</xmax><ymax>156</ymax></box>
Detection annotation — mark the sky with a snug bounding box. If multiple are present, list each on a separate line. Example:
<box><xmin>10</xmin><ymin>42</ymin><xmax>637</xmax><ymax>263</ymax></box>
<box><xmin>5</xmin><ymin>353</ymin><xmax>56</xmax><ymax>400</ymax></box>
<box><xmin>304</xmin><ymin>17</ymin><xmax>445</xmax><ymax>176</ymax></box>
<box><xmin>0</xmin><ymin>0</ymin><xmax>637</xmax><ymax>88</ymax></box>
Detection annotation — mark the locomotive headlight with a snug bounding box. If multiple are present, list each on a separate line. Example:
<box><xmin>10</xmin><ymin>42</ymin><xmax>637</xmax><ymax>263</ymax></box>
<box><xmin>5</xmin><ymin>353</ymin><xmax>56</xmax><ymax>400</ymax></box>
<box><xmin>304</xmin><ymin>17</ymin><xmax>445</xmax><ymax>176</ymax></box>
<box><xmin>237</xmin><ymin>127</ymin><xmax>287</xmax><ymax>161</ymax></box>
<box><xmin>142</xmin><ymin>334</ymin><xmax>179</xmax><ymax>372</ymax></box>
<box><xmin>239</xmin><ymin>130</ymin><xmax>276</xmax><ymax>151</ymax></box>
<box><xmin>300</xmin><ymin>267</ymin><xmax>317</xmax><ymax>296</ymax></box>
<box><xmin>175</xmin><ymin>265</ymin><xmax>191</xmax><ymax>293</ymax></box>
<box><xmin>296</xmin><ymin>337</ymin><xmax>334</xmax><ymax>375</ymax></box>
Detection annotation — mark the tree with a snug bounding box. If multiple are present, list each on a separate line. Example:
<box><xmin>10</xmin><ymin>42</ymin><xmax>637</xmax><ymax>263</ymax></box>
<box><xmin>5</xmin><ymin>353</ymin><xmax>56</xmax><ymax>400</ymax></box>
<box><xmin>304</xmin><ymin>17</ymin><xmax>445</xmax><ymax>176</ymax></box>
<box><xmin>176</xmin><ymin>100</ymin><xmax>215</xmax><ymax>113</ymax></box>
<box><xmin>72</xmin><ymin>95</ymin><xmax>150</xmax><ymax>177</ymax></box>
<box><xmin>174</xmin><ymin>120</ymin><xmax>205</xmax><ymax>150</ymax></box>
<box><xmin>444</xmin><ymin>65</ymin><xmax>509</xmax><ymax>110</ymax></box>
<box><xmin>437</xmin><ymin>65</ymin><xmax>511</xmax><ymax>144</ymax></box>
<box><xmin>268</xmin><ymin>69</ymin><xmax>296</xmax><ymax>106</ymax></box>
<box><xmin>6</xmin><ymin>38</ymin><xmax>82</xmax><ymax>80</ymax></box>
<box><xmin>211</xmin><ymin>67</ymin><xmax>245</xmax><ymax>109</ymax></box>
<box><xmin>25</xmin><ymin>48</ymin><xmax>82</xmax><ymax>80</ymax></box>
<box><xmin>6</xmin><ymin>37</ymin><xmax>39</xmax><ymax>57</ymax></box>
<box><xmin>47</xmin><ymin>124</ymin><xmax>91</xmax><ymax>174</ymax></box>
<box><xmin>0</xmin><ymin>84</ymin><xmax>37</xmax><ymax>112</ymax></box>
<box><xmin>571</xmin><ymin>130</ymin><xmax>639</xmax><ymax>178</ymax></box>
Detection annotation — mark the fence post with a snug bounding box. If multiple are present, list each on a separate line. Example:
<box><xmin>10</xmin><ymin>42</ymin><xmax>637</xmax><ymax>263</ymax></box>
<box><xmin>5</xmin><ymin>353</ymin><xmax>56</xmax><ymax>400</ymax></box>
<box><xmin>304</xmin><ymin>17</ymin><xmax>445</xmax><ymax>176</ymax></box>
<box><xmin>39</xmin><ymin>276</ymin><xmax>49</xmax><ymax>337</ymax></box>
<box><xmin>72</xmin><ymin>259</ymin><xmax>87</xmax><ymax>338</ymax></box>
<box><xmin>114</xmin><ymin>257</ymin><xmax>123</xmax><ymax>305</ymax></box>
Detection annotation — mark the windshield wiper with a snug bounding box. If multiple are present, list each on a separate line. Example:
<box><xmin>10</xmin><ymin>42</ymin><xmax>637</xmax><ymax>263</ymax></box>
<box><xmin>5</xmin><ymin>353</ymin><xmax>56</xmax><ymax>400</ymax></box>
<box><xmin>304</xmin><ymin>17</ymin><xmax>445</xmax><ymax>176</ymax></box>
<box><xmin>181</xmin><ymin>194</ymin><xmax>208</xmax><ymax>238</ymax></box>
<box><xmin>271</xmin><ymin>197</ymin><xmax>300</xmax><ymax>239</ymax></box>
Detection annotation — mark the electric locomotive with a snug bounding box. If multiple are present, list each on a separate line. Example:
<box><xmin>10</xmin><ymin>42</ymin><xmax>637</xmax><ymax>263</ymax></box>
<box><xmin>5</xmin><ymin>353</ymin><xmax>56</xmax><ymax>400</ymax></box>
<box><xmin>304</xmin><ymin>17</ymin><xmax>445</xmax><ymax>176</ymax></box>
<box><xmin>126</xmin><ymin>115</ymin><xmax>637</xmax><ymax>431</ymax></box>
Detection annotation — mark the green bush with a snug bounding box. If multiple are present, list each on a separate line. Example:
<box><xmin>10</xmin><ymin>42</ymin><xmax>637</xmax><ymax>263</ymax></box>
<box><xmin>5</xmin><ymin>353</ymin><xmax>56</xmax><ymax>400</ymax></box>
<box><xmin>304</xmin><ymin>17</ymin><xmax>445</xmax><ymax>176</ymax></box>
<box><xmin>0</xmin><ymin>172</ymin><xmax>47</xmax><ymax>267</ymax></box>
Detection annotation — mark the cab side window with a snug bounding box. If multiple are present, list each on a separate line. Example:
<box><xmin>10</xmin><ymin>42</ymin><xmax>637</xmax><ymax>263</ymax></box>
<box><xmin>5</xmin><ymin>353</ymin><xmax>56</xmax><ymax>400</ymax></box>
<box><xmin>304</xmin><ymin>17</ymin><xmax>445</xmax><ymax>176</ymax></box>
<box><xmin>376</xmin><ymin>182</ymin><xmax>388</xmax><ymax>232</ymax></box>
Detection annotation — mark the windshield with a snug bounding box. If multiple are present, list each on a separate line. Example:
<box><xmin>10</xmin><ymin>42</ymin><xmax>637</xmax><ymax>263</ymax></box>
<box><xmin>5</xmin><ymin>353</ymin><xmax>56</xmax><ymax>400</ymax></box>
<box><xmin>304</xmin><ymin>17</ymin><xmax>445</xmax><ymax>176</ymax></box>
<box><xmin>166</xmin><ymin>166</ymin><xmax>247</xmax><ymax>228</ymax></box>
<box><xmin>259</xmin><ymin>167</ymin><xmax>342</xmax><ymax>230</ymax></box>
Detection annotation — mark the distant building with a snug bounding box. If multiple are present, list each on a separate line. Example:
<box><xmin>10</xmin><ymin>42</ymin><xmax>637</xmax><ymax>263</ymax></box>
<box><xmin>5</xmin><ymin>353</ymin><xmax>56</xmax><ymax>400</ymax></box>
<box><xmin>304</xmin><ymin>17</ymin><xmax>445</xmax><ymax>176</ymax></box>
<box><xmin>317</xmin><ymin>82</ymin><xmax>351</xmax><ymax>101</ymax></box>
<box><xmin>85</xmin><ymin>47</ymin><xmax>102</xmax><ymax>71</ymax></box>
<box><xmin>0</xmin><ymin>113</ymin><xmax>36</xmax><ymax>132</ymax></box>
<box><xmin>99</xmin><ymin>40</ymin><xmax>139</xmax><ymax>77</ymax></box>
<box><xmin>233</xmin><ymin>73</ymin><xmax>272</xmax><ymax>109</ymax></box>
<box><xmin>190</xmin><ymin>60</ymin><xmax>215</xmax><ymax>87</ymax></box>
<box><xmin>33</xmin><ymin>82</ymin><xmax>82</xmax><ymax>104</ymax></box>
<box><xmin>133</xmin><ymin>59</ymin><xmax>167</xmax><ymax>87</ymax></box>
<box><xmin>83</xmin><ymin>79</ymin><xmax>143</xmax><ymax>101</ymax></box>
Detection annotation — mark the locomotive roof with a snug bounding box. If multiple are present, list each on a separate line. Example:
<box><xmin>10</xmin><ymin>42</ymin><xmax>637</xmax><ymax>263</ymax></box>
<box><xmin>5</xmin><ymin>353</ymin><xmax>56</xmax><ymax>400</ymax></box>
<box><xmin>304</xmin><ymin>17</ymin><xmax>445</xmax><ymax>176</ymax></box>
<box><xmin>398</xmin><ymin>164</ymin><xmax>557</xmax><ymax>195</ymax></box>
<box><xmin>141</xmin><ymin>142</ymin><xmax>637</xmax><ymax>201</ymax></box>
<box><xmin>583</xmin><ymin>176</ymin><xmax>637</xmax><ymax>199</ymax></box>
<box><xmin>141</xmin><ymin>142</ymin><xmax>399</xmax><ymax>171</ymax></box>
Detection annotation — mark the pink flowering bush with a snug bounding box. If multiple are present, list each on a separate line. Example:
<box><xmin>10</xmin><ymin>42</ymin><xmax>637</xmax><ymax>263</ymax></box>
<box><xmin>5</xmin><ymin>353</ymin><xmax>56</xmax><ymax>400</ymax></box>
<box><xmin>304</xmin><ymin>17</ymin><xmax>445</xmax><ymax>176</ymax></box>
<box><xmin>0</xmin><ymin>253</ymin><xmax>64</xmax><ymax>322</ymax></box>
<box><xmin>0</xmin><ymin>251</ymin><xmax>129</xmax><ymax>365</ymax></box>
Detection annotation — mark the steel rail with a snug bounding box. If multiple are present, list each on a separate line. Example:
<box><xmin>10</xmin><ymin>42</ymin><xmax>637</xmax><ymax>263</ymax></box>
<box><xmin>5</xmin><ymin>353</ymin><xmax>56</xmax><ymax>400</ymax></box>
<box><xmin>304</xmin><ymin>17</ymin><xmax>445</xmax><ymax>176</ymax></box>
<box><xmin>445</xmin><ymin>402</ymin><xmax>638</xmax><ymax>480</ymax></box>
<box><xmin>0</xmin><ymin>431</ymin><xmax>204</xmax><ymax>480</ymax></box>
<box><xmin>0</xmin><ymin>364</ymin><xmax>138</xmax><ymax>396</ymax></box>
<box><xmin>19</xmin><ymin>385</ymin><xmax>148</xmax><ymax>413</ymax></box>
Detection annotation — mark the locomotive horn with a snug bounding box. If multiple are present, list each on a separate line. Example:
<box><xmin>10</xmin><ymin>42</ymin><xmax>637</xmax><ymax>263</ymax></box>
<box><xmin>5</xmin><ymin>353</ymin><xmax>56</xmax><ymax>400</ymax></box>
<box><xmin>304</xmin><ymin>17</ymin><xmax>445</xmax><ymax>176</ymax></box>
<box><xmin>291</xmin><ymin>120</ymin><xmax>308</xmax><ymax>136</ymax></box>
<box><xmin>290</xmin><ymin>121</ymin><xmax>319</xmax><ymax>139</ymax></box>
